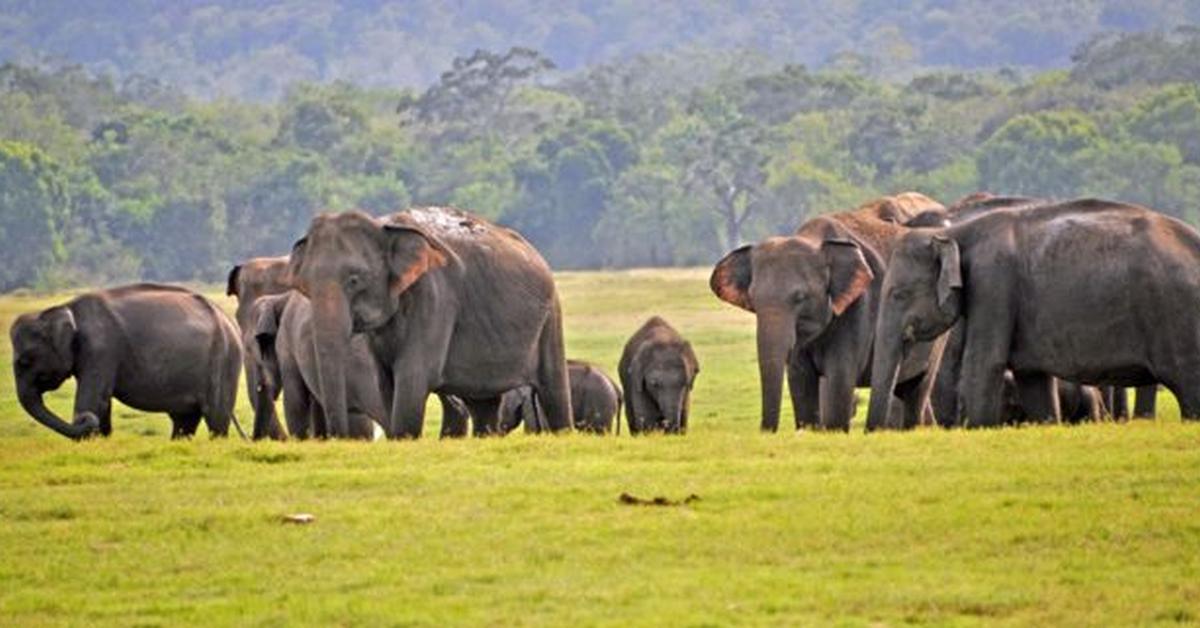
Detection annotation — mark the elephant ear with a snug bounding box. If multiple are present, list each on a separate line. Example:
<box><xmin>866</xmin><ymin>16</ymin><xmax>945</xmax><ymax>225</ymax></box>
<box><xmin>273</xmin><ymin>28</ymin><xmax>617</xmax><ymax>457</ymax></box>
<box><xmin>932</xmin><ymin>235</ymin><xmax>962</xmax><ymax>308</ymax></box>
<box><xmin>40</xmin><ymin>307</ymin><xmax>76</xmax><ymax>365</ymax></box>
<box><xmin>383</xmin><ymin>221</ymin><xmax>460</xmax><ymax>297</ymax></box>
<box><xmin>822</xmin><ymin>239</ymin><xmax>874</xmax><ymax>316</ymax></box>
<box><xmin>285</xmin><ymin>238</ymin><xmax>307</xmax><ymax>289</ymax></box>
<box><xmin>710</xmin><ymin>245</ymin><xmax>754</xmax><ymax>311</ymax></box>
<box><xmin>225</xmin><ymin>264</ymin><xmax>242</xmax><ymax>297</ymax></box>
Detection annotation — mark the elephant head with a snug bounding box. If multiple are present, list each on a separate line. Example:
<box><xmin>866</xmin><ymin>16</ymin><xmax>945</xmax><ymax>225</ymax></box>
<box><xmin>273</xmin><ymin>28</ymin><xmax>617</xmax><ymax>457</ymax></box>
<box><xmin>9</xmin><ymin>307</ymin><xmax>98</xmax><ymax>439</ymax></box>
<box><xmin>866</xmin><ymin>232</ymin><xmax>962</xmax><ymax>431</ymax></box>
<box><xmin>286</xmin><ymin>211</ymin><xmax>458</xmax><ymax>437</ymax></box>
<box><xmin>710</xmin><ymin>236</ymin><xmax>873</xmax><ymax>431</ymax></box>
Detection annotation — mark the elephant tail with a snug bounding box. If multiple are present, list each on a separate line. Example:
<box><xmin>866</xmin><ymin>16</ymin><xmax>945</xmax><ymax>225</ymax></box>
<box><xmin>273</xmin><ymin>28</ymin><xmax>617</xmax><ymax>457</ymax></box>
<box><xmin>615</xmin><ymin>386</ymin><xmax>623</xmax><ymax>436</ymax></box>
<box><xmin>230</xmin><ymin>415</ymin><xmax>249</xmax><ymax>440</ymax></box>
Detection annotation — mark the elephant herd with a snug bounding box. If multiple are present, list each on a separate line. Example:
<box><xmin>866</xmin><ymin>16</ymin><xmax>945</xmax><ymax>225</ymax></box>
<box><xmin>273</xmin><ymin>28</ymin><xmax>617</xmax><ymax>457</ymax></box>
<box><xmin>8</xmin><ymin>206</ymin><xmax>695</xmax><ymax>440</ymax></box>
<box><xmin>712</xmin><ymin>192</ymin><xmax>1189</xmax><ymax>430</ymax></box>
<box><xmin>9</xmin><ymin>193</ymin><xmax>1197</xmax><ymax>441</ymax></box>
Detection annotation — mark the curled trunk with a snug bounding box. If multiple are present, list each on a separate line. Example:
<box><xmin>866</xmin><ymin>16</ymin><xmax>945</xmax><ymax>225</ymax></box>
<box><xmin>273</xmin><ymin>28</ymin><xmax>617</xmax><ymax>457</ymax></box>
<box><xmin>18</xmin><ymin>387</ymin><xmax>94</xmax><ymax>440</ymax></box>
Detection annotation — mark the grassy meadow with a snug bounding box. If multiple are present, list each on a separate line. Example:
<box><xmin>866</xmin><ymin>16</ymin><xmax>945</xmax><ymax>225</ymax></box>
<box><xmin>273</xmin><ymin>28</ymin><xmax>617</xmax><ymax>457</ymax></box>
<box><xmin>0</xmin><ymin>269</ymin><xmax>1197</xmax><ymax>626</ymax></box>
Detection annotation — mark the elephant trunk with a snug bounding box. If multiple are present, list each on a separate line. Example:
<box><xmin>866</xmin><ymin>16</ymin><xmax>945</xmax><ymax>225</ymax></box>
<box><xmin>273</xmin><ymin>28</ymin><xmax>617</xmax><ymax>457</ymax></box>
<box><xmin>659</xmin><ymin>389</ymin><xmax>686</xmax><ymax>434</ymax></box>
<box><xmin>310</xmin><ymin>286</ymin><xmax>352</xmax><ymax>438</ymax></box>
<box><xmin>756</xmin><ymin>310</ymin><xmax>796</xmax><ymax>432</ymax></box>
<box><xmin>18</xmin><ymin>384</ymin><xmax>95</xmax><ymax>440</ymax></box>
<box><xmin>866</xmin><ymin>316</ymin><xmax>905</xmax><ymax>432</ymax></box>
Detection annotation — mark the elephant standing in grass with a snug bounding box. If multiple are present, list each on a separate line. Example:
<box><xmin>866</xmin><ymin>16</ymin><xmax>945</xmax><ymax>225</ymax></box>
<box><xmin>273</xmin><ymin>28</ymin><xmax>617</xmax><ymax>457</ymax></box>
<box><xmin>1001</xmin><ymin>373</ymin><xmax>1106</xmax><ymax>425</ymax></box>
<box><xmin>10</xmin><ymin>284</ymin><xmax>244</xmax><ymax>440</ymax></box>
<box><xmin>711</xmin><ymin>193</ymin><xmax>945</xmax><ymax>432</ymax></box>
<box><xmin>227</xmin><ymin>256</ymin><xmax>290</xmax><ymax>440</ymax></box>
<box><xmin>248</xmin><ymin>291</ymin><xmax>380</xmax><ymax>440</ymax></box>
<box><xmin>868</xmin><ymin>198</ymin><xmax>1200</xmax><ymax>428</ymax></box>
<box><xmin>286</xmin><ymin>207</ymin><xmax>572</xmax><ymax>438</ymax></box>
<box><xmin>619</xmin><ymin>317</ymin><xmax>698</xmax><ymax>434</ymax></box>
<box><xmin>499</xmin><ymin>360</ymin><xmax>623</xmax><ymax>434</ymax></box>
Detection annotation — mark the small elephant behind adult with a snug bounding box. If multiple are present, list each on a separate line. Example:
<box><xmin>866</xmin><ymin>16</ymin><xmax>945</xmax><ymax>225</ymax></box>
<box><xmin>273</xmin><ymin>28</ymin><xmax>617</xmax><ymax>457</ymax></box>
<box><xmin>249</xmin><ymin>291</ymin><xmax>380</xmax><ymax>440</ymax></box>
<box><xmin>1000</xmin><ymin>372</ymin><xmax>1106</xmax><ymax>425</ymax></box>
<box><xmin>498</xmin><ymin>360</ymin><xmax>623</xmax><ymax>435</ymax></box>
<box><xmin>619</xmin><ymin>317</ymin><xmax>699</xmax><ymax>434</ymax></box>
<box><xmin>227</xmin><ymin>256</ymin><xmax>291</xmax><ymax>440</ymax></box>
<box><xmin>10</xmin><ymin>283</ymin><xmax>244</xmax><ymax>440</ymax></box>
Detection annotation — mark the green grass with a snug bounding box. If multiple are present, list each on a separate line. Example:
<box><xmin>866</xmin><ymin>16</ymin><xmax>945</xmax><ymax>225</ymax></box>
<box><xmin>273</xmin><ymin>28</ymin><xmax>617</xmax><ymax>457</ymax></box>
<box><xmin>0</xmin><ymin>269</ymin><xmax>1197</xmax><ymax>626</ymax></box>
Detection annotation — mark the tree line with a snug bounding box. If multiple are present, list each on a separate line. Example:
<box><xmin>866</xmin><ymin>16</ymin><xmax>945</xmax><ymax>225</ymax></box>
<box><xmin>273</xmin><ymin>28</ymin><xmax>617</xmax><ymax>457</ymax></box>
<box><xmin>2</xmin><ymin>29</ymin><xmax>1200</xmax><ymax>292</ymax></box>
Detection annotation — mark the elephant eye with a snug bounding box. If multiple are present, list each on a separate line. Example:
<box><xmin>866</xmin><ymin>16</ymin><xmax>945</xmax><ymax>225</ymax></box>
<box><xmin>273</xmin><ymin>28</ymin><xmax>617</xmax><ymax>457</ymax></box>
<box><xmin>791</xmin><ymin>291</ymin><xmax>807</xmax><ymax>305</ymax></box>
<box><xmin>889</xmin><ymin>288</ymin><xmax>910</xmax><ymax>302</ymax></box>
<box><xmin>344</xmin><ymin>274</ymin><xmax>364</xmax><ymax>291</ymax></box>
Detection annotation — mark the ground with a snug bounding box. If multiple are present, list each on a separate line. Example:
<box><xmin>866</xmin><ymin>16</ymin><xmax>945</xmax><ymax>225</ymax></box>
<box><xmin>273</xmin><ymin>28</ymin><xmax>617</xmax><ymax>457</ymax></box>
<box><xmin>0</xmin><ymin>269</ymin><xmax>1196</xmax><ymax>626</ymax></box>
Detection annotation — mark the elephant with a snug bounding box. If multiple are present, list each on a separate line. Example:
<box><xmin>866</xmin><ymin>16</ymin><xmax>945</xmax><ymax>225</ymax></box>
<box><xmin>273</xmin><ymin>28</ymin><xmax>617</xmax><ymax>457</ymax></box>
<box><xmin>1001</xmin><ymin>372</ymin><xmax>1106</xmax><ymax>425</ymax></box>
<box><xmin>867</xmin><ymin>198</ymin><xmax>1200</xmax><ymax>428</ymax></box>
<box><xmin>499</xmin><ymin>360</ymin><xmax>623</xmax><ymax>435</ymax></box>
<box><xmin>247</xmin><ymin>291</ymin><xmax>381</xmax><ymax>440</ymax></box>
<box><xmin>9</xmin><ymin>283</ymin><xmax>244</xmax><ymax>440</ymax></box>
<box><xmin>618</xmin><ymin>317</ymin><xmax>699</xmax><ymax>434</ymax></box>
<box><xmin>710</xmin><ymin>192</ymin><xmax>946</xmax><ymax>432</ymax></box>
<box><xmin>227</xmin><ymin>256</ymin><xmax>290</xmax><ymax>440</ymax></box>
<box><xmin>905</xmin><ymin>193</ymin><xmax>1155</xmax><ymax>427</ymax></box>
<box><xmin>286</xmin><ymin>207</ymin><xmax>572</xmax><ymax>438</ymax></box>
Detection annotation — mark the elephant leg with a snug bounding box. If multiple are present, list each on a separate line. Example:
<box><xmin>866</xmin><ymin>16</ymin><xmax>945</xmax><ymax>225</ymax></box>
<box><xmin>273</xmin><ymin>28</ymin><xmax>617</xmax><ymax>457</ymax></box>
<box><xmin>1162</xmin><ymin>373</ymin><xmax>1200</xmax><ymax>421</ymax></box>
<box><xmin>281</xmin><ymin>372</ymin><xmax>314</xmax><ymax>439</ymax></box>
<box><xmin>466</xmin><ymin>398</ymin><xmax>502</xmax><ymax>437</ymax></box>
<box><xmin>170</xmin><ymin>411</ymin><xmax>202</xmax><ymax>439</ymax></box>
<box><xmin>1133</xmin><ymin>384</ymin><xmax>1158</xmax><ymax>419</ymax></box>
<box><xmin>439</xmin><ymin>394</ymin><xmax>471</xmax><ymax>438</ymax></box>
<box><xmin>819</xmin><ymin>368</ymin><xmax>857</xmax><ymax>432</ymax></box>
<box><xmin>1014</xmin><ymin>372</ymin><xmax>1060</xmax><ymax>425</ymax></box>
<box><xmin>388</xmin><ymin>373</ymin><xmax>430</xmax><ymax>439</ymax></box>
<box><xmin>786</xmin><ymin>349</ymin><xmax>819</xmax><ymax>430</ymax></box>
<box><xmin>893</xmin><ymin>377</ymin><xmax>925</xmax><ymax>430</ymax></box>
<box><xmin>310</xmin><ymin>403</ymin><xmax>329</xmax><ymax>439</ymax></box>
<box><xmin>930</xmin><ymin>323</ymin><xmax>965</xmax><ymax>427</ymax></box>
<box><xmin>72</xmin><ymin>372</ymin><xmax>115</xmax><ymax>437</ymax></box>
<box><xmin>1107</xmin><ymin>387</ymin><xmax>1129</xmax><ymax>421</ymax></box>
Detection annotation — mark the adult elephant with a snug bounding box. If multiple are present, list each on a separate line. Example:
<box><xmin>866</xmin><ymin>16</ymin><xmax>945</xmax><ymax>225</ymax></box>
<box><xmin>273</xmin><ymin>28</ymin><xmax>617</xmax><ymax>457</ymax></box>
<box><xmin>906</xmin><ymin>193</ymin><xmax>1155</xmax><ymax>427</ymax></box>
<box><xmin>868</xmin><ymin>198</ymin><xmax>1200</xmax><ymax>428</ymax></box>
<box><xmin>227</xmin><ymin>256</ymin><xmax>290</xmax><ymax>440</ymax></box>
<box><xmin>10</xmin><ymin>284</ymin><xmax>244</xmax><ymax>440</ymax></box>
<box><xmin>710</xmin><ymin>193</ymin><xmax>945</xmax><ymax>432</ymax></box>
<box><xmin>286</xmin><ymin>207</ymin><xmax>572</xmax><ymax>438</ymax></box>
<box><xmin>248</xmin><ymin>291</ymin><xmax>381</xmax><ymax>440</ymax></box>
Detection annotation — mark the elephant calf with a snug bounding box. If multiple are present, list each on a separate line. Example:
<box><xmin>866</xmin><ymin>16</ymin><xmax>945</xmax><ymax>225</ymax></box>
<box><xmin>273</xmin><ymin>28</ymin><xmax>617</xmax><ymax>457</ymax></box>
<box><xmin>619</xmin><ymin>317</ymin><xmax>699</xmax><ymax>434</ymax></box>
<box><xmin>249</xmin><ymin>291</ymin><xmax>381</xmax><ymax>440</ymax></box>
<box><xmin>499</xmin><ymin>360</ymin><xmax>623</xmax><ymax>434</ymax></box>
<box><xmin>9</xmin><ymin>283</ymin><xmax>243</xmax><ymax>440</ymax></box>
<box><xmin>1001</xmin><ymin>373</ymin><xmax>1106</xmax><ymax>425</ymax></box>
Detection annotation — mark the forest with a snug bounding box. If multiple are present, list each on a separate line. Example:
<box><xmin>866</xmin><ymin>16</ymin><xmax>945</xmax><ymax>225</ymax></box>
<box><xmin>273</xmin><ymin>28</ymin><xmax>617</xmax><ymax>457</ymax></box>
<box><xmin>2</xmin><ymin>22</ymin><xmax>1200</xmax><ymax>291</ymax></box>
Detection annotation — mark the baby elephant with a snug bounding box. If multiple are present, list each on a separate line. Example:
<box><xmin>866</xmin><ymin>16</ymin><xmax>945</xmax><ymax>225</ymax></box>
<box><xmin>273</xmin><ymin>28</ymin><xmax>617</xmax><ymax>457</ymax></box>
<box><xmin>1001</xmin><ymin>372</ymin><xmax>1106</xmax><ymax>425</ymax></box>
<box><xmin>9</xmin><ymin>283</ymin><xmax>244</xmax><ymax>440</ymax></box>
<box><xmin>249</xmin><ymin>291</ymin><xmax>380</xmax><ymax>440</ymax></box>
<box><xmin>498</xmin><ymin>360</ymin><xmax>623</xmax><ymax>434</ymax></box>
<box><xmin>619</xmin><ymin>316</ymin><xmax>699</xmax><ymax>434</ymax></box>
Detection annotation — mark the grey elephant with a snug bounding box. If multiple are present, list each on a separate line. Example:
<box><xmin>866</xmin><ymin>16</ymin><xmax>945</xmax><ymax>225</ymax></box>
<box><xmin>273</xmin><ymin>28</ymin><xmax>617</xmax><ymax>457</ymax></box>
<box><xmin>710</xmin><ymin>192</ymin><xmax>945</xmax><ymax>432</ymax></box>
<box><xmin>10</xmin><ymin>284</ymin><xmax>244</xmax><ymax>440</ymax></box>
<box><xmin>499</xmin><ymin>360</ymin><xmax>623</xmax><ymax>435</ymax></box>
<box><xmin>227</xmin><ymin>256</ymin><xmax>290</xmax><ymax>440</ymax></box>
<box><xmin>1001</xmin><ymin>372</ymin><xmax>1106</xmax><ymax>425</ymax></box>
<box><xmin>868</xmin><ymin>198</ymin><xmax>1200</xmax><ymax>428</ymax></box>
<box><xmin>904</xmin><ymin>193</ymin><xmax>1155</xmax><ymax>427</ymax></box>
<box><xmin>286</xmin><ymin>207</ymin><xmax>572</xmax><ymax>438</ymax></box>
<box><xmin>619</xmin><ymin>317</ymin><xmax>699</xmax><ymax>434</ymax></box>
<box><xmin>247</xmin><ymin>291</ymin><xmax>381</xmax><ymax>440</ymax></box>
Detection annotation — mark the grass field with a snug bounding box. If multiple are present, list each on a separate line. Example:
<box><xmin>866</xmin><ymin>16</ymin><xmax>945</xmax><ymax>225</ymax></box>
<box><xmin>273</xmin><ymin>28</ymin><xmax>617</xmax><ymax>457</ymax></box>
<box><xmin>0</xmin><ymin>269</ymin><xmax>1197</xmax><ymax>626</ymax></box>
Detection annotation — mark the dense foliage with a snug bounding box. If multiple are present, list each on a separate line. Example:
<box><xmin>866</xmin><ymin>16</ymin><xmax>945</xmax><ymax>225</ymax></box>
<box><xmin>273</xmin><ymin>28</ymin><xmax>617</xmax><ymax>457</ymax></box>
<box><xmin>2</xmin><ymin>28</ymin><xmax>1200</xmax><ymax>290</ymax></box>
